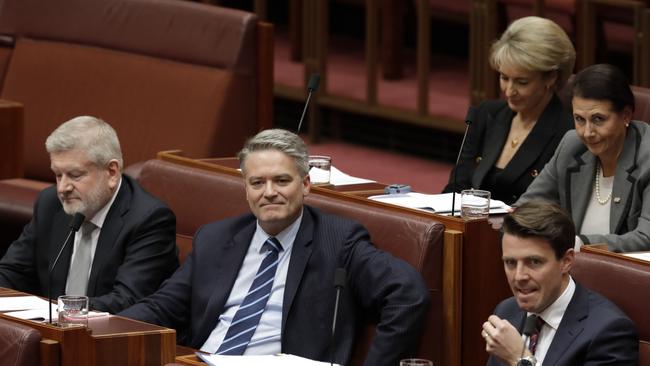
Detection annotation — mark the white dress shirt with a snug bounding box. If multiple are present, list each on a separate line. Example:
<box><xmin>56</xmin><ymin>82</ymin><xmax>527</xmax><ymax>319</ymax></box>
<box><xmin>525</xmin><ymin>277</ymin><xmax>576</xmax><ymax>366</ymax></box>
<box><xmin>200</xmin><ymin>211</ymin><xmax>302</xmax><ymax>355</ymax></box>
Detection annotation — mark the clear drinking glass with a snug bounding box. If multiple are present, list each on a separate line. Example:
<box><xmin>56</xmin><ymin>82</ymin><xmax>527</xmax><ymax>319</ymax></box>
<box><xmin>460</xmin><ymin>189</ymin><xmax>491</xmax><ymax>219</ymax></box>
<box><xmin>57</xmin><ymin>295</ymin><xmax>89</xmax><ymax>327</ymax></box>
<box><xmin>308</xmin><ymin>155</ymin><xmax>332</xmax><ymax>185</ymax></box>
<box><xmin>400</xmin><ymin>359</ymin><xmax>433</xmax><ymax>366</ymax></box>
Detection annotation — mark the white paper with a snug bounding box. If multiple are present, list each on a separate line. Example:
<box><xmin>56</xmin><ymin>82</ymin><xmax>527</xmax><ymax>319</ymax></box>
<box><xmin>368</xmin><ymin>192</ymin><xmax>510</xmax><ymax>215</ymax></box>
<box><xmin>0</xmin><ymin>296</ymin><xmax>52</xmax><ymax>312</ymax></box>
<box><xmin>0</xmin><ymin>296</ymin><xmax>108</xmax><ymax>321</ymax></box>
<box><xmin>623</xmin><ymin>252</ymin><xmax>650</xmax><ymax>262</ymax></box>
<box><xmin>197</xmin><ymin>353</ymin><xmax>340</xmax><ymax>366</ymax></box>
<box><xmin>329</xmin><ymin>166</ymin><xmax>376</xmax><ymax>186</ymax></box>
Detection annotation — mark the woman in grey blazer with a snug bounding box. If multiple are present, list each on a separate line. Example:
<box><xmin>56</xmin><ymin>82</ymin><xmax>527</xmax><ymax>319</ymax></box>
<box><xmin>517</xmin><ymin>64</ymin><xmax>650</xmax><ymax>252</ymax></box>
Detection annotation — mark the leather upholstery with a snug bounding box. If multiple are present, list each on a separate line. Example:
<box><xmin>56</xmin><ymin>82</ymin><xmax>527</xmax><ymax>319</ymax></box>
<box><xmin>0</xmin><ymin>0</ymin><xmax>265</xmax><ymax>252</ymax></box>
<box><xmin>137</xmin><ymin>158</ymin><xmax>445</xmax><ymax>365</ymax></box>
<box><xmin>571</xmin><ymin>251</ymin><xmax>650</xmax><ymax>364</ymax></box>
<box><xmin>0</xmin><ymin>318</ymin><xmax>41</xmax><ymax>366</ymax></box>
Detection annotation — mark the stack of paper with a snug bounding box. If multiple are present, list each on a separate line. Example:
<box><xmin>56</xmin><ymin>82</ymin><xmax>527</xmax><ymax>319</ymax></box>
<box><xmin>197</xmin><ymin>353</ymin><xmax>341</xmax><ymax>366</ymax></box>
<box><xmin>368</xmin><ymin>192</ymin><xmax>510</xmax><ymax>215</ymax></box>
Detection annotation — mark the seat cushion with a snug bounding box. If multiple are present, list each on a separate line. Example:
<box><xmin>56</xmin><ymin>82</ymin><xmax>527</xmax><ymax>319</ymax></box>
<box><xmin>0</xmin><ymin>318</ymin><xmax>41</xmax><ymax>366</ymax></box>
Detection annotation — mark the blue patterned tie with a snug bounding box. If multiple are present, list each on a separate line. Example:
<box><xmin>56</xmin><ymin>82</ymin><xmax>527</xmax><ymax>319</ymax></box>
<box><xmin>216</xmin><ymin>237</ymin><xmax>282</xmax><ymax>355</ymax></box>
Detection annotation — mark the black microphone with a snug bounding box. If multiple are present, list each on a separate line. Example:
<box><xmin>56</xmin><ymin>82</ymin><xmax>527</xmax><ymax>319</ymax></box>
<box><xmin>330</xmin><ymin>267</ymin><xmax>347</xmax><ymax>366</ymax></box>
<box><xmin>520</xmin><ymin>314</ymin><xmax>539</xmax><ymax>358</ymax></box>
<box><xmin>297</xmin><ymin>73</ymin><xmax>321</xmax><ymax>133</ymax></box>
<box><xmin>450</xmin><ymin>106</ymin><xmax>476</xmax><ymax>217</ymax></box>
<box><xmin>48</xmin><ymin>212</ymin><xmax>85</xmax><ymax>324</ymax></box>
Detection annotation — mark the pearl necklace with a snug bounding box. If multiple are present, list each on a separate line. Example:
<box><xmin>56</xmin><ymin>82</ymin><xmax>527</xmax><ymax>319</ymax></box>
<box><xmin>595</xmin><ymin>163</ymin><xmax>612</xmax><ymax>205</ymax></box>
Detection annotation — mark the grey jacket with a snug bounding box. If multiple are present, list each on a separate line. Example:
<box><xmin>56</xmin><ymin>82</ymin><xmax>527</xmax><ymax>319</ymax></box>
<box><xmin>516</xmin><ymin>121</ymin><xmax>650</xmax><ymax>252</ymax></box>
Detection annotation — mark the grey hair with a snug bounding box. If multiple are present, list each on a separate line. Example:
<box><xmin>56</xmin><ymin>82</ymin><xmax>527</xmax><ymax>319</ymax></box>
<box><xmin>45</xmin><ymin>116</ymin><xmax>123</xmax><ymax>169</ymax></box>
<box><xmin>490</xmin><ymin>16</ymin><xmax>576</xmax><ymax>90</ymax></box>
<box><xmin>238</xmin><ymin>129</ymin><xmax>309</xmax><ymax>177</ymax></box>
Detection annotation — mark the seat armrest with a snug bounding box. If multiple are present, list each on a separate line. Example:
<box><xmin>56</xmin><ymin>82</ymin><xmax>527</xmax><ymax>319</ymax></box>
<box><xmin>0</xmin><ymin>99</ymin><xmax>24</xmax><ymax>179</ymax></box>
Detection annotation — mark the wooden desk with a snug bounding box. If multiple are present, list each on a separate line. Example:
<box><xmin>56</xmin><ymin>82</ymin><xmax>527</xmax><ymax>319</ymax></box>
<box><xmin>158</xmin><ymin>150</ymin><xmax>511</xmax><ymax>366</ymax></box>
<box><xmin>0</xmin><ymin>289</ymin><xmax>175</xmax><ymax>366</ymax></box>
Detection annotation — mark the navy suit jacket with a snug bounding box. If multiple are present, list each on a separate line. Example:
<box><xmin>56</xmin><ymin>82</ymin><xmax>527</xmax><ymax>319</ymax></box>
<box><xmin>487</xmin><ymin>282</ymin><xmax>638</xmax><ymax>366</ymax></box>
<box><xmin>119</xmin><ymin>205</ymin><xmax>430</xmax><ymax>366</ymax></box>
<box><xmin>444</xmin><ymin>95</ymin><xmax>572</xmax><ymax>204</ymax></box>
<box><xmin>0</xmin><ymin>175</ymin><xmax>179</xmax><ymax>313</ymax></box>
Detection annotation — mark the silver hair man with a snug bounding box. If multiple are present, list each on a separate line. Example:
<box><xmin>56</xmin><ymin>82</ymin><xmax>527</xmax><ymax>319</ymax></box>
<box><xmin>46</xmin><ymin>116</ymin><xmax>124</xmax><ymax>170</ymax></box>
<box><xmin>238</xmin><ymin>129</ymin><xmax>309</xmax><ymax>177</ymax></box>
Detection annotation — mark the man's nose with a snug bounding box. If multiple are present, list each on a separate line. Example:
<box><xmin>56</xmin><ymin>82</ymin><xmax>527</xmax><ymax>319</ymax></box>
<box><xmin>57</xmin><ymin>176</ymin><xmax>73</xmax><ymax>193</ymax></box>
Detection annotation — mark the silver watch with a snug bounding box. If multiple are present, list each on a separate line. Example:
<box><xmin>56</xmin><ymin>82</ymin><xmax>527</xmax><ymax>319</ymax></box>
<box><xmin>516</xmin><ymin>355</ymin><xmax>537</xmax><ymax>366</ymax></box>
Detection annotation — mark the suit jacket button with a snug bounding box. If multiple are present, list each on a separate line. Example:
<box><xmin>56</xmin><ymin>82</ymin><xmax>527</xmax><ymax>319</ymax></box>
<box><xmin>531</xmin><ymin>169</ymin><xmax>539</xmax><ymax>177</ymax></box>
<box><xmin>475</xmin><ymin>156</ymin><xmax>482</xmax><ymax>164</ymax></box>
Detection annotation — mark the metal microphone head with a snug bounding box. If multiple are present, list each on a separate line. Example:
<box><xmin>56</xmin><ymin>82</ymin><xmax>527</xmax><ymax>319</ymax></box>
<box><xmin>523</xmin><ymin>314</ymin><xmax>539</xmax><ymax>336</ymax></box>
<box><xmin>334</xmin><ymin>268</ymin><xmax>347</xmax><ymax>289</ymax></box>
<box><xmin>307</xmin><ymin>73</ymin><xmax>321</xmax><ymax>92</ymax></box>
<box><xmin>465</xmin><ymin>105</ymin><xmax>476</xmax><ymax>126</ymax></box>
<box><xmin>69</xmin><ymin>212</ymin><xmax>85</xmax><ymax>232</ymax></box>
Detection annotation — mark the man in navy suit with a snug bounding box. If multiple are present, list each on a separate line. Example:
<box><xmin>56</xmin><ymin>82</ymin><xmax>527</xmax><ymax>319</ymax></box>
<box><xmin>0</xmin><ymin>116</ymin><xmax>179</xmax><ymax>313</ymax></box>
<box><xmin>482</xmin><ymin>200</ymin><xmax>637</xmax><ymax>365</ymax></box>
<box><xmin>119</xmin><ymin>129</ymin><xmax>430</xmax><ymax>366</ymax></box>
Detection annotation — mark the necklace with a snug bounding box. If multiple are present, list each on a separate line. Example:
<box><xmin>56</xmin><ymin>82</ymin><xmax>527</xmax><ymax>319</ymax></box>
<box><xmin>511</xmin><ymin>138</ymin><xmax>519</xmax><ymax>148</ymax></box>
<box><xmin>595</xmin><ymin>163</ymin><xmax>612</xmax><ymax>205</ymax></box>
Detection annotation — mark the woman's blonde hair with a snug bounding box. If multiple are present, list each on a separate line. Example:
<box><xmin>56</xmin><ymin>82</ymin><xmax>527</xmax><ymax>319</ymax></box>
<box><xmin>490</xmin><ymin>16</ymin><xmax>576</xmax><ymax>90</ymax></box>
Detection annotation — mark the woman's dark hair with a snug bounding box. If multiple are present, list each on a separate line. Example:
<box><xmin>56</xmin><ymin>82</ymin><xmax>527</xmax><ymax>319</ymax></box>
<box><xmin>572</xmin><ymin>64</ymin><xmax>635</xmax><ymax>113</ymax></box>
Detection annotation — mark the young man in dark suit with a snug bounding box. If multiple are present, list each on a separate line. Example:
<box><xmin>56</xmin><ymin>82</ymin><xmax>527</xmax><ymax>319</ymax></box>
<box><xmin>0</xmin><ymin>116</ymin><xmax>179</xmax><ymax>313</ymax></box>
<box><xmin>119</xmin><ymin>128</ymin><xmax>430</xmax><ymax>366</ymax></box>
<box><xmin>483</xmin><ymin>200</ymin><xmax>637</xmax><ymax>365</ymax></box>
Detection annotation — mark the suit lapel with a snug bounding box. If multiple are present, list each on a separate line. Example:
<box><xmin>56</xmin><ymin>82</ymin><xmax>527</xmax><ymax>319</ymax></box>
<box><xmin>474</xmin><ymin>107</ymin><xmax>512</xmax><ymax>186</ymax></box>
<box><xmin>499</xmin><ymin>96</ymin><xmax>565</xmax><ymax>184</ymax></box>
<box><xmin>281</xmin><ymin>208</ymin><xmax>314</xmax><ymax>332</ymax></box>
<box><xmin>50</xmin><ymin>210</ymin><xmax>75</xmax><ymax>296</ymax></box>
<box><xmin>197</xmin><ymin>222</ymin><xmax>256</xmax><ymax>344</ymax></box>
<box><xmin>566</xmin><ymin>151</ymin><xmax>596</xmax><ymax>227</ymax></box>
<box><xmin>610</xmin><ymin>124</ymin><xmax>640</xmax><ymax>233</ymax></box>
<box><xmin>543</xmin><ymin>284</ymin><xmax>589</xmax><ymax>366</ymax></box>
<box><xmin>86</xmin><ymin>177</ymin><xmax>130</xmax><ymax>296</ymax></box>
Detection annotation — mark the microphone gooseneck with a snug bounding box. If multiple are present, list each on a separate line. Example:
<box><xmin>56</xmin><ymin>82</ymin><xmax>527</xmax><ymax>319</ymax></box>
<box><xmin>48</xmin><ymin>212</ymin><xmax>85</xmax><ymax>324</ymax></box>
<box><xmin>451</xmin><ymin>106</ymin><xmax>476</xmax><ymax>217</ymax></box>
<box><xmin>520</xmin><ymin>314</ymin><xmax>539</xmax><ymax>359</ymax></box>
<box><xmin>330</xmin><ymin>267</ymin><xmax>347</xmax><ymax>366</ymax></box>
<box><xmin>297</xmin><ymin>73</ymin><xmax>321</xmax><ymax>133</ymax></box>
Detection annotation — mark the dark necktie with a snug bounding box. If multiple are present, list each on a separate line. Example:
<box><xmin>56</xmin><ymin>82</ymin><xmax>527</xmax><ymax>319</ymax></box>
<box><xmin>216</xmin><ymin>237</ymin><xmax>282</xmax><ymax>355</ymax></box>
<box><xmin>528</xmin><ymin>316</ymin><xmax>545</xmax><ymax>355</ymax></box>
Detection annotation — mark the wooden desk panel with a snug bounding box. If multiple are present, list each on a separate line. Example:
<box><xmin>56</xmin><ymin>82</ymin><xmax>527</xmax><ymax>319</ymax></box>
<box><xmin>0</xmin><ymin>290</ymin><xmax>175</xmax><ymax>366</ymax></box>
<box><xmin>157</xmin><ymin>150</ymin><xmax>512</xmax><ymax>366</ymax></box>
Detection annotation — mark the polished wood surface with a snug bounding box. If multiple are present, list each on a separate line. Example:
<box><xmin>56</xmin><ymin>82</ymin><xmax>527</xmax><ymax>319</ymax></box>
<box><xmin>157</xmin><ymin>150</ymin><xmax>511</xmax><ymax>366</ymax></box>
<box><xmin>0</xmin><ymin>289</ymin><xmax>175</xmax><ymax>366</ymax></box>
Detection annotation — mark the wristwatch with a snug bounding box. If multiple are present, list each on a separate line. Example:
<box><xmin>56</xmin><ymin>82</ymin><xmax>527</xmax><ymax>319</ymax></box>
<box><xmin>516</xmin><ymin>356</ymin><xmax>537</xmax><ymax>366</ymax></box>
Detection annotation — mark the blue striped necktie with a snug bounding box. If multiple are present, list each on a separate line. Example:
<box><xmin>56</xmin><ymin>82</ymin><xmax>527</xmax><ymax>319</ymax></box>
<box><xmin>216</xmin><ymin>237</ymin><xmax>283</xmax><ymax>355</ymax></box>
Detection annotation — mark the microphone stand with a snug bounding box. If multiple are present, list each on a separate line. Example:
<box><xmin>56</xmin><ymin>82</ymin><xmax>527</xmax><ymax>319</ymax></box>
<box><xmin>297</xmin><ymin>73</ymin><xmax>321</xmax><ymax>133</ymax></box>
<box><xmin>48</xmin><ymin>213</ymin><xmax>85</xmax><ymax>324</ymax></box>
<box><xmin>330</xmin><ymin>268</ymin><xmax>346</xmax><ymax>366</ymax></box>
<box><xmin>451</xmin><ymin>106</ymin><xmax>476</xmax><ymax>217</ymax></box>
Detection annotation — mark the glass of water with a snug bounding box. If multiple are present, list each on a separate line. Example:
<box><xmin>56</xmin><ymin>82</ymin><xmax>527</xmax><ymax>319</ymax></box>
<box><xmin>308</xmin><ymin>155</ymin><xmax>332</xmax><ymax>185</ymax></box>
<box><xmin>460</xmin><ymin>189</ymin><xmax>491</xmax><ymax>219</ymax></box>
<box><xmin>57</xmin><ymin>295</ymin><xmax>89</xmax><ymax>327</ymax></box>
<box><xmin>400</xmin><ymin>359</ymin><xmax>433</xmax><ymax>366</ymax></box>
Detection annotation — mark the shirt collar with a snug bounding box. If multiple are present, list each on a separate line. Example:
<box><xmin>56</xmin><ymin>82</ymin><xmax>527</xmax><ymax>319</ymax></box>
<box><xmin>88</xmin><ymin>177</ymin><xmax>122</xmax><ymax>230</ymax></box>
<box><xmin>530</xmin><ymin>276</ymin><xmax>576</xmax><ymax>330</ymax></box>
<box><xmin>254</xmin><ymin>208</ymin><xmax>303</xmax><ymax>254</ymax></box>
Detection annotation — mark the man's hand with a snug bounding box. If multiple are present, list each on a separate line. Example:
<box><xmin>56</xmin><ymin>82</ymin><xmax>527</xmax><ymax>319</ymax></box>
<box><xmin>482</xmin><ymin>315</ymin><xmax>528</xmax><ymax>365</ymax></box>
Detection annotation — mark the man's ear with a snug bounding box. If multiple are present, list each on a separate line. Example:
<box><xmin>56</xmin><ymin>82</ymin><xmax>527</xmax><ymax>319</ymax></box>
<box><xmin>302</xmin><ymin>174</ymin><xmax>311</xmax><ymax>195</ymax></box>
<box><xmin>106</xmin><ymin>159</ymin><xmax>121</xmax><ymax>189</ymax></box>
<box><xmin>560</xmin><ymin>248</ymin><xmax>575</xmax><ymax>274</ymax></box>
